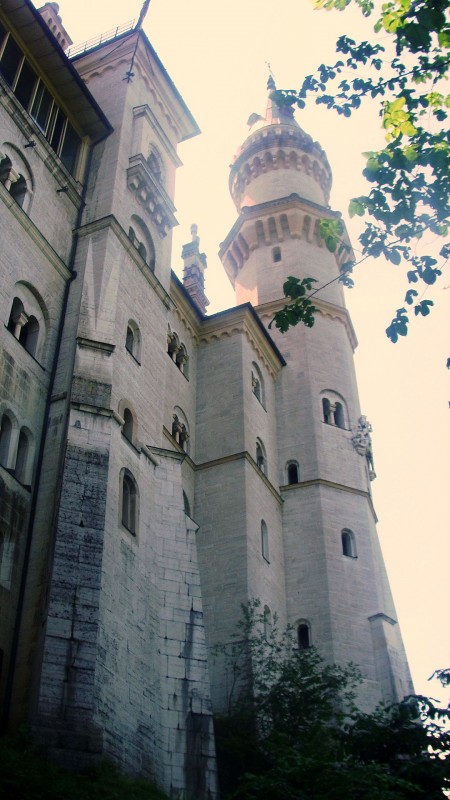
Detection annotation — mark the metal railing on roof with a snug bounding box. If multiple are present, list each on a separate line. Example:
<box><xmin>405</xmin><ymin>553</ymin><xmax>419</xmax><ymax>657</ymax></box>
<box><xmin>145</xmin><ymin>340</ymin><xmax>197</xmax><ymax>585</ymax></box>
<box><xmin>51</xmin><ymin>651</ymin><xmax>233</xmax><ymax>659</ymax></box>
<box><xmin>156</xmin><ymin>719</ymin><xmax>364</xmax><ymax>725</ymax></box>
<box><xmin>65</xmin><ymin>19</ymin><xmax>136</xmax><ymax>58</ymax></box>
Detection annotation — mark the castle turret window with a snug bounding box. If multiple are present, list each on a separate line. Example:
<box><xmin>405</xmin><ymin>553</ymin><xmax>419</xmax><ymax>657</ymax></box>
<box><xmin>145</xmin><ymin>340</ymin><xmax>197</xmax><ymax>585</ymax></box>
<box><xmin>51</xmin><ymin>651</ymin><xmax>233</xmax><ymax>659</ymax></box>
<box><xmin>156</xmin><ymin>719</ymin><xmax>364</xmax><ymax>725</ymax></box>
<box><xmin>261</xmin><ymin>520</ymin><xmax>269</xmax><ymax>562</ymax></box>
<box><xmin>251</xmin><ymin>362</ymin><xmax>265</xmax><ymax>406</ymax></box>
<box><xmin>287</xmin><ymin>461</ymin><xmax>299</xmax><ymax>485</ymax></box>
<box><xmin>272</xmin><ymin>246</ymin><xmax>281</xmax><ymax>263</ymax></box>
<box><xmin>263</xmin><ymin>605</ymin><xmax>272</xmax><ymax>640</ymax></box>
<box><xmin>0</xmin><ymin>414</ymin><xmax>13</xmax><ymax>468</ymax></box>
<box><xmin>14</xmin><ymin>428</ymin><xmax>32</xmax><ymax>485</ymax></box>
<box><xmin>297</xmin><ymin>621</ymin><xmax>311</xmax><ymax>650</ymax></box>
<box><xmin>0</xmin><ymin>530</ymin><xmax>14</xmax><ymax>590</ymax></box>
<box><xmin>121</xmin><ymin>470</ymin><xmax>138</xmax><ymax>535</ymax></box>
<box><xmin>122</xmin><ymin>408</ymin><xmax>134</xmax><ymax>444</ymax></box>
<box><xmin>171</xmin><ymin>408</ymin><xmax>190</xmax><ymax>453</ymax></box>
<box><xmin>341</xmin><ymin>529</ymin><xmax>356</xmax><ymax>558</ymax></box>
<box><xmin>125</xmin><ymin>320</ymin><xmax>141</xmax><ymax>362</ymax></box>
<box><xmin>321</xmin><ymin>393</ymin><xmax>348</xmax><ymax>429</ymax></box>
<box><xmin>256</xmin><ymin>439</ymin><xmax>267</xmax><ymax>474</ymax></box>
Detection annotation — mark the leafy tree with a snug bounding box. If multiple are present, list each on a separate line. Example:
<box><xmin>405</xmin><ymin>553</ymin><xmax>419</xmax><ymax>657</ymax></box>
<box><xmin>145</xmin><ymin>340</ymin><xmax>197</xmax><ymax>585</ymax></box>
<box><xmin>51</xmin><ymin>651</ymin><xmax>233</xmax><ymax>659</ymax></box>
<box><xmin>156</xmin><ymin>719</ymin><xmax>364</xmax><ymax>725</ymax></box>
<box><xmin>214</xmin><ymin>602</ymin><xmax>450</xmax><ymax>799</ymax></box>
<box><xmin>269</xmin><ymin>0</ymin><xmax>449</xmax><ymax>343</ymax></box>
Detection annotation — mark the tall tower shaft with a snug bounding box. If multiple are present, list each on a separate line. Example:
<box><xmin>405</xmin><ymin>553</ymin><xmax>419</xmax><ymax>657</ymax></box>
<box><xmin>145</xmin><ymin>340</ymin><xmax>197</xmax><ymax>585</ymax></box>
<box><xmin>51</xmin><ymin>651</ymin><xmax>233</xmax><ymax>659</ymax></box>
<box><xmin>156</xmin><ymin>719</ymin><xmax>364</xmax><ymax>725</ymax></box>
<box><xmin>217</xmin><ymin>83</ymin><xmax>413</xmax><ymax>708</ymax></box>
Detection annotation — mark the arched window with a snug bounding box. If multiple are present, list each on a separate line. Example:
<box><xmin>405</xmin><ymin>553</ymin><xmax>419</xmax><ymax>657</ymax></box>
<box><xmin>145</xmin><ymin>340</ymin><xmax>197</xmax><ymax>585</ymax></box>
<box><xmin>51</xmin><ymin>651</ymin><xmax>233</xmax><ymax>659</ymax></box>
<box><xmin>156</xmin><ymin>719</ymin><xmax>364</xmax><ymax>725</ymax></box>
<box><xmin>322</xmin><ymin>397</ymin><xmax>332</xmax><ymax>424</ymax></box>
<box><xmin>272</xmin><ymin>246</ymin><xmax>281</xmax><ymax>263</ymax></box>
<box><xmin>167</xmin><ymin>329</ymin><xmax>179</xmax><ymax>360</ymax></box>
<box><xmin>263</xmin><ymin>605</ymin><xmax>272</xmax><ymax>640</ymax></box>
<box><xmin>280</xmin><ymin>214</ymin><xmax>290</xmax><ymax>237</ymax></box>
<box><xmin>7</xmin><ymin>297</ymin><xmax>25</xmax><ymax>337</ymax></box>
<box><xmin>0</xmin><ymin>529</ymin><xmax>14</xmax><ymax>590</ymax></box>
<box><xmin>256</xmin><ymin>220</ymin><xmax>265</xmax><ymax>247</ymax></box>
<box><xmin>122</xmin><ymin>408</ymin><xmax>134</xmax><ymax>443</ymax></box>
<box><xmin>341</xmin><ymin>529</ymin><xmax>356</xmax><ymax>558</ymax></box>
<box><xmin>183</xmin><ymin>491</ymin><xmax>191</xmax><ymax>517</ymax></box>
<box><xmin>0</xmin><ymin>414</ymin><xmax>13</xmax><ymax>468</ymax></box>
<box><xmin>334</xmin><ymin>402</ymin><xmax>345</xmax><ymax>429</ymax></box>
<box><xmin>321</xmin><ymin>392</ymin><xmax>348</xmax><ymax>429</ymax></box>
<box><xmin>14</xmin><ymin>428</ymin><xmax>31</xmax><ymax>485</ymax></box>
<box><xmin>268</xmin><ymin>217</ymin><xmax>277</xmax><ymax>243</ymax></box>
<box><xmin>126</xmin><ymin>325</ymin><xmax>134</xmax><ymax>353</ymax></box>
<box><xmin>147</xmin><ymin>146</ymin><xmax>165</xmax><ymax>184</ymax></box>
<box><xmin>19</xmin><ymin>314</ymin><xmax>39</xmax><ymax>357</ymax></box>
<box><xmin>176</xmin><ymin>344</ymin><xmax>189</xmax><ymax>378</ymax></box>
<box><xmin>261</xmin><ymin>520</ymin><xmax>269</xmax><ymax>562</ymax></box>
<box><xmin>287</xmin><ymin>461</ymin><xmax>299</xmax><ymax>485</ymax></box>
<box><xmin>9</xmin><ymin>173</ymin><xmax>27</xmax><ymax>207</ymax></box>
<box><xmin>302</xmin><ymin>215</ymin><xmax>311</xmax><ymax>241</ymax></box>
<box><xmin>256</xmin><ymin>439</ymin><xmax>267</xmax><ymax>475</ymax></box>
<box><xmin>6</xmin><ymin>286</ymin><xmax>47</xmax><ymax>361</ymax></box>
<box><xmin>172</xmin><ymin>408</ymin><xmax>190</xmax><ymax>453</ymax></box>
<box><xmin>121</xmin><ymin>470</ymin><xmax>138</xmax><ymax>535</ymax></box>
<box><xmin>125</xmin><ymin>320</ymin><xmax>141</xmax><ymax>362</ymax></box>
<box><xmin>297</xmin><ymin>621</ymin><xmax>311</xmax><ymax>650</ymax></box>
<box><xmin>129</xmin><ymin>215</ymin><xmax>156</xmax><ymax>271</ymax></box>
<box><xmin>0</xmin><ymin>148</ymin><xmax>33</xmax><ymax>211</ymax></box>
<box><xmin>251</xmin><ymin>362</ymin><xmax>265</xmax><ymax>406</ymax></box>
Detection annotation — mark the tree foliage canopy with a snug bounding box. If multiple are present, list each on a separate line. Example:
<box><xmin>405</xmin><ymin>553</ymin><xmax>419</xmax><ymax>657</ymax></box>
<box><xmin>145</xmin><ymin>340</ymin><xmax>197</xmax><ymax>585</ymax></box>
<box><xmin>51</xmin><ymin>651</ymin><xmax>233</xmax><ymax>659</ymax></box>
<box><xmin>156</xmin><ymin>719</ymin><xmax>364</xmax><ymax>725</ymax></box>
<box><xmin>270</xmin><ymin>0</ymin><xmax>449</xmax><ymax>342</ymax></box>
<box><xmin>214</xmin><ymin>602</ymin><xmax>450</xmax><ymax>799</ymax></box>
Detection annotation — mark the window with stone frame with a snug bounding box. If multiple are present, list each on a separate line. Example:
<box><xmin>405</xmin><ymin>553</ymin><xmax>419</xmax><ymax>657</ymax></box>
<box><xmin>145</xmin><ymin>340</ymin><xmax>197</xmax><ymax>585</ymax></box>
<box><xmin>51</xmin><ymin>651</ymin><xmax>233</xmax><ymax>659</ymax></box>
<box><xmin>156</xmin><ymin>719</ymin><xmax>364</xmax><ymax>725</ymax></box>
<box><xmin>125</xmin><ymin>320</ymin><xmax>141</xmax><ymax>362</ymax></box>
<box><xmin>121</xmin><ymin>470</ymin><xmax>138</xmax><ymax>535</ymax></box>
<box><xmin>261</xmin><ymin>520</ymin><xmax>269</xmax><ymax>562</ymax></box>
<box><xmin>341</xmin><ymin>528</ymin><xmax>357</xmax><ymax>558</ymax></box>
<box><xmin>286</xmin><ymin>461</ymin><xmax>300</xmax><ymax>485</ymax></box>
<box><xmin>256</xmin><ymin>438</ymin><xmax>267</xmax><ymax>474</ymax></box>
<box><xmin>297</xmin><ymin>621</ymin><xmax>311</xmax><ymax>650</ymax></box>
<box><xmin>321</xmin><ymin>392</ymin><xmax>348</xmax><ymax>429</ymax></box>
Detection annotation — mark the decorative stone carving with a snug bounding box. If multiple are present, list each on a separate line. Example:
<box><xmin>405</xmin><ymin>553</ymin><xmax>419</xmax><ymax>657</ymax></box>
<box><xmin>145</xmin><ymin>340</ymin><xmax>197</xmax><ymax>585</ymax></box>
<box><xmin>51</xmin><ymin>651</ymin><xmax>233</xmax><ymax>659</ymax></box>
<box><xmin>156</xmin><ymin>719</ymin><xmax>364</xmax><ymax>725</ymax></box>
<box><xmin>126</xmin><ymin>154</ymin><xmax>177</xmax><ymax>238</ymax></box>
<box><xmin>352</xmin><ymin>415</ymin><xmax>376</xmax><ymax>480</ymax></box>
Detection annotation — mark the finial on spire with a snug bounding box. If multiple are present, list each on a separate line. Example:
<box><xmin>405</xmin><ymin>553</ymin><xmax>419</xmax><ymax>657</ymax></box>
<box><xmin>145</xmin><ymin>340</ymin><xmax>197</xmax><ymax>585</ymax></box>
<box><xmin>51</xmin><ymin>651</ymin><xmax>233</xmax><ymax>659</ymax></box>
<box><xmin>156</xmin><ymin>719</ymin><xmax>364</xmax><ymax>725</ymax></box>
<box><xmin>265</xmin><ymin>62</ymin><xmax>276</xmax><ymax>91</ymax></box>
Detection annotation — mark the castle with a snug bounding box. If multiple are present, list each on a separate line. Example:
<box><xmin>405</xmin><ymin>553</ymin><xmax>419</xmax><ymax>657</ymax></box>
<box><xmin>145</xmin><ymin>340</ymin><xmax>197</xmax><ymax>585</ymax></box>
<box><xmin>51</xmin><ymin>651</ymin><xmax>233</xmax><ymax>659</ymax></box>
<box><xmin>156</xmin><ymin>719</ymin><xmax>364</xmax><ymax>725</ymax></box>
<box><xmin>0</xmin><ymin>2</ymin><xmax>413</xmax><ymax>796</ymax></box>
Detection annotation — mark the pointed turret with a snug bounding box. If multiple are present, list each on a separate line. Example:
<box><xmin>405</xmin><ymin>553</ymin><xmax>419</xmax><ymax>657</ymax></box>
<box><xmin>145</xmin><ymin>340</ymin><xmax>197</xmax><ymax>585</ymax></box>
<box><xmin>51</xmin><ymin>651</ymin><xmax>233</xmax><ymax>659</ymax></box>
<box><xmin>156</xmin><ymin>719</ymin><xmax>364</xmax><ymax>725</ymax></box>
<box><xmin>229</xmin><ymin>78</ymin><xmax>332</xmax><ymax>213</ymax></box>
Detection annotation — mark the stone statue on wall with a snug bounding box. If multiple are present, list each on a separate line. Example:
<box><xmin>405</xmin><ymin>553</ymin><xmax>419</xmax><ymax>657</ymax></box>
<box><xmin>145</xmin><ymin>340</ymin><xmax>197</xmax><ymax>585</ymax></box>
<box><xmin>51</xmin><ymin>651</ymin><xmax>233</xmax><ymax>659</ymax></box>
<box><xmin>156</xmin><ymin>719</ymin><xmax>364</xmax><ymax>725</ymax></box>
<box><xmin>352</xmin><ymin>415</ymin><xmax>376</xmax><ymax>480</ymax></box>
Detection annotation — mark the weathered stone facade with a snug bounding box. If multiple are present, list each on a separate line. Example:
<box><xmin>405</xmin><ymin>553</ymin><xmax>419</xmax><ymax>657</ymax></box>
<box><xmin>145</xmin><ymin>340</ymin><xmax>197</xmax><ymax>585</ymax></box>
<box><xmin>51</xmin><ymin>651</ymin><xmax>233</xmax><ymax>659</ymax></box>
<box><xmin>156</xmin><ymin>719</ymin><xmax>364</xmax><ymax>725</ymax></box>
<box><xmin>0</xmin><ymin>2</ymin><xmax>412</xmax><ymax>796</ymax></box>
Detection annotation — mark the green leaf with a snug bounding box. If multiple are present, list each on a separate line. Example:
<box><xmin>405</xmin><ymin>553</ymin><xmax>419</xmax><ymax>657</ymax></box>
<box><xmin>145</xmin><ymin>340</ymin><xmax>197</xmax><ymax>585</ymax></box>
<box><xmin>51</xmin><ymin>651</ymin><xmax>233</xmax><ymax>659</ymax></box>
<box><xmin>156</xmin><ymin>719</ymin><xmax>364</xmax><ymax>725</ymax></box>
<box><xmin>405</xmin><ymin>289</ymin><xmax>418</xmax><ymax>305</ymax></box>
<box><xmin>414</xmin><ymin>299</ymin><xmax>434</xmax><ymax>316</ymax></box>
<box><xmin>349</xmin><ymin>198</ymin><xmax>366</xmax><ymax>217</ymax></box>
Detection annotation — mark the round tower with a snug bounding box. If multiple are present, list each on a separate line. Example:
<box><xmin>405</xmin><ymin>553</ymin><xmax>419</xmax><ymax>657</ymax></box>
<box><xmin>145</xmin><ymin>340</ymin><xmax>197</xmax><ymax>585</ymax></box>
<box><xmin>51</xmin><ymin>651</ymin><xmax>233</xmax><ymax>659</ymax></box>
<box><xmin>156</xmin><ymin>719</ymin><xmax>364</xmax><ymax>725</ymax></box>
<box><xmin>219</xmin><ymin>81</ymin><xmax>413</xmax><ymax>709</ymax></box>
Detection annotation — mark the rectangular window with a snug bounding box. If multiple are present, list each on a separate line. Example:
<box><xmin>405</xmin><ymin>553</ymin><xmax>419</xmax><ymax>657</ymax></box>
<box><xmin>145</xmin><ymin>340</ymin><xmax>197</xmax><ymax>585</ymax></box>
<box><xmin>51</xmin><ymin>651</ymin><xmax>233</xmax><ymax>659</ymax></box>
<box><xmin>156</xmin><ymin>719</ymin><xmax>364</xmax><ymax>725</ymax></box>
<box><xmin>14</xmin><ymin>59</ymin><xmax>38</xmax><ymax>109</ymax></box>
<box><xmin>31</xmin><ymin>81</ymin><xmax>53</xmax><ymax>133</ymax></box>
<box><xmin>0</xmin><ymin>34</ymin><xmax>22</xmax><ymax>87</ymax></box>
<box><xmin>60</xmin><ymin>121</ymin><xmax>81</xmax><ymax>175</ymax></box>
<box><xmin>48</xmin><ymin>107</ymin><xmax>65</xmax><ymax>152</ymax></box>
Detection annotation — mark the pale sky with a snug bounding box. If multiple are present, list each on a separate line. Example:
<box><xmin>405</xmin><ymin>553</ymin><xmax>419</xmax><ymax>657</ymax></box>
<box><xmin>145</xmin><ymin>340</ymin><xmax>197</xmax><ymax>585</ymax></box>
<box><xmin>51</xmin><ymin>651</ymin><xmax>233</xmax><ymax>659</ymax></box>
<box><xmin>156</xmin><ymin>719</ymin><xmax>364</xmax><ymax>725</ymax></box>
<box><xmin>38</xmin><ymin>0</ymin><xmax>448</xmax><ymax>701</ymax></box>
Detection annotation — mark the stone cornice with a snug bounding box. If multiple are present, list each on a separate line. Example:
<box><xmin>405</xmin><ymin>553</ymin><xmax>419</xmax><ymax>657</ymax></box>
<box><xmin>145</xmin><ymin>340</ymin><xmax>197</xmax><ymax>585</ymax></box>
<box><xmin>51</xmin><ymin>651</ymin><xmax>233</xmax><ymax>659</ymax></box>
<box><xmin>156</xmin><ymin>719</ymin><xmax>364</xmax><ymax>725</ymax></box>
<box><xmin>196</xmin><ymin>450</ymin><xmax>283</xmax><ymax>505</ymax></box>
<box><xmin>0</xmin><ymin>182</ymin><xmax>72</xmax><ymax>282</ymax></box>
<box><xmin>219</xmin><ymin>193</ymin><xmax>339</xmax><ymax>259</ymax></box>
<box><xmin>127</xmin><ymin>153</ymin><xmax>178</xmax><ymax>239</ymax></box>
<box><xmin>75</xmin><ymin>214</ymin><xmax>174</xmax><ymax>310</ymax></box>
<box><xmin>199</xmin><ymin>304</ymin><xmax>285</xmax><ymax>378</ymax></box>
<box><xmin>76</xmin><ymin>337</ymin><xmax>115</xmax><ymax>354</ymax></box>
<box><xmin>281</xmin><ymin>478</ymin><xmax>377</xmax><ymax>522</ymax></box>
<box><xmin>256</xmin><ymin>297</ymin><xmax>358</xmax><ymax>352</ymax></box>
